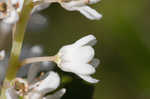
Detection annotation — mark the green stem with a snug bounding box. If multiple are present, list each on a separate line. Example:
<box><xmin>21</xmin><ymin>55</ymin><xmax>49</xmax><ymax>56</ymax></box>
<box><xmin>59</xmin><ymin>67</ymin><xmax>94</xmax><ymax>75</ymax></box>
<box><xmin>6</xmin><ymin>2</ymin><xmax>33</xmax><ymax>81</ymax></box>
<box><xmin>0</xmin><ymin>1</ymin><xmax>33</xmax><ymax>98</ymax></box>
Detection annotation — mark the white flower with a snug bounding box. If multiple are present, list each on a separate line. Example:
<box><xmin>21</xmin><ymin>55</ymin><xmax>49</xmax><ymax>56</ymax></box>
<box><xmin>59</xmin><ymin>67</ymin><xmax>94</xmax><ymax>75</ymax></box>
<box><xmin>26</xmin><ymin>71</ymin><xmax>60</xmax><ymax>99</ymax></box>
<box><xmin>56</xmin><ymin>35</ymin><xmax>100</xmax><ymax>83</ymax></box>
<box><xmin>6</xmin><ymin>88</ymin><xmax>18</xmax><ymax>99</ymax></box>
<box><xmin>59</xmin><ymin>0</ymin><xmax>102</xmax><ymax>20</ymax></box>
<box><xmin>0</xmin><ymin>50</ymin><xmax>5</xmax><ymax>60</ymax></box>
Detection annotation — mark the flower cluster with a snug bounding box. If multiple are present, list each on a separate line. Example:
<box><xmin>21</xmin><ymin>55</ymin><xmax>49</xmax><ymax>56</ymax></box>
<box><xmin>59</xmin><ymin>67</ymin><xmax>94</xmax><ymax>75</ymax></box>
<box><xmin>1</xmin><ymin>35</ymin><xmax>100</xmax><ymax>99</ymax></box>
<box><xmin>0</xmin><ymin>0</ymin><xmax>102</xmax><ymax>98</ymax></box>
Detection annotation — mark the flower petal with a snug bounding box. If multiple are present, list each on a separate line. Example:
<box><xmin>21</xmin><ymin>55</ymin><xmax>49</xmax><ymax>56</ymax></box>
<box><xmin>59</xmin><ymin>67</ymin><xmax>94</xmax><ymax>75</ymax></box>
<box><xmin>61</xmin><ymin>46</ymin><xmax>94</xmax><ymax>63</ymax></box>
<box><xmin>60</xmin><ymin>62</ymin><xmax>95</xmax><ymax>75</ymax></box>
<box><xmin>74</xmin><ymin>35</ymin><xmax>97</xmax><ymax>47</ymax></box>
<box><xmin>61</xmin><ymin>46</ymin><xmax>95</xmax><ymax>63</ymax></box>
<box><xmin>75</xmin><ymin>6</ymin><xmax>102</xmax><ymax>20</ymax></box>
<box><xmin>89</xmin><ymin>0</ymin><xmax>101</xmax><ymax>4</ymax></box>
<box><xmin>77</xmin><ymin>74</ymin><xmax>99</xmax><ymax>83</ymax></box>
<box><xmin>44</xmin><ymin>88</ymin><xmax>66</xmax><ymax>99</ymax></box>
<box><xmin>59</xmin><ymin>46</ymin><xmax>95</xmax><ymax>64</ymax></box>
<box><xmin>34</xmin><ymin>71</ymin><xmax>60</xmax><ymax>94</ymax></box>
<box><xmin>61</xmin><ymin>1</ymin><xmax>86</xmax><ymax>9</ymax></box>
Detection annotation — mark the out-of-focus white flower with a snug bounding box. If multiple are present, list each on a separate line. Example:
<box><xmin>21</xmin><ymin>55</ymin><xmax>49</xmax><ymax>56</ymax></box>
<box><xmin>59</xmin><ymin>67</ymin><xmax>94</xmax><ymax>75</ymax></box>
<box><xmin>0</xmin><ymin>0</ymin><xmax>20</xmax><ymax>24</ymax></box>
<box><xmin>30</xmin><ymin>45</ymin><xmax>43</xmax><ymax>55</ymax></box>
<box><xmin>11</xmin><ymin>0</ymin><xmax>24</xmax><ymax>12</ymax></box>
<box><xmin>0</xmin><ymin>50</ymin><xmax>5</xmax><ymax>60</ymax></box>
<box><xmin>5</xmin><ymin>88</ymin><xmax>18</xmax><ymax>99</ymax></box>
<box><xmin>59</xmin><ymin>0</ymin><xmax>102</xmax><ymax>20</ymax></box>
<box><xmin>55</xmin><ymin>35</ymin><xmax>100</xmax><ymax>83</ymax></box>
<box><xmin>26</xmin><ymin>71</ymin><xmax>60</xmax><ymax>99</ymax></box>
<box><xmin>2</xmin><ymin>10</ymin><xmax>19</xmax><ymax>24</ymax></box>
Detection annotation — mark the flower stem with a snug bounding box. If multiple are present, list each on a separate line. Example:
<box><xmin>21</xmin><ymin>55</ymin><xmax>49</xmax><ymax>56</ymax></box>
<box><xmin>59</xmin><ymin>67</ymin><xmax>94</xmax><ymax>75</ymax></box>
<box><xmin>5</xmin><ymin>1</ymin><xmax>33</xmax><ymax>81</ymax></box>
<box><xmin>21</xmin><ymin>56</ymin><xmax>56</xmax><ymax>66</ymax></box>
<box><xmin>0</xmin><ymin>1</ymin><xmax>33</xmax><ymax>98</ymax></box>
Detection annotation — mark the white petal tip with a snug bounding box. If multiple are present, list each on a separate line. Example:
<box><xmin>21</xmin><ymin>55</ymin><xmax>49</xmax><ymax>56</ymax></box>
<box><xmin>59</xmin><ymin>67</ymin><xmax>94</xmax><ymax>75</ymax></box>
<box><xmin>89</xmin><ymin>0</ymin><xmax>101</xmax><ymax>4</ymax></box>
<box><xmin>91</xmin><ymin>13</ymin><xmax>103</xmax><ymax>20</ymax></box>
<box><xmin>78</xmin><ymin>74</ymin><xmax>100</xmax><ymax>84</ymax></box>
<box><xmin>74</xmin><ymin>34</ymin><xmax>97</xmax><ymax>47</ymax></box>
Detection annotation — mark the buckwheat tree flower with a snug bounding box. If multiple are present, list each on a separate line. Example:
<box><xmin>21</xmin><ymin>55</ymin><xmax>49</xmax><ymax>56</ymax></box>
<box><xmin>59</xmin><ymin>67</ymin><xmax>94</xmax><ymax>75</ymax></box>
<box><xmin>55</xmin><ymin>35</ymin><xmax>100</xmax><ymax>83</ymax></box>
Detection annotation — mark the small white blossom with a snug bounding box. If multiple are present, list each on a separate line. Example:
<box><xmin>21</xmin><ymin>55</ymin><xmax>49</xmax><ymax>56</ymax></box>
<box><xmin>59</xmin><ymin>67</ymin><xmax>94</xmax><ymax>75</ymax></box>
<box><xmin>26</xmin><ymin>71</ymin><xmax>60</xmax><ymax>99</ymax></box>
<box><xmin>33</xmin><ymin>71</ymin><xmax>60</xmax><ymax>93</ymax></box>
<box><xmin>56</xmin><ymin>35</ymin><xmax>100</xmax><ymax>83</ymax></box>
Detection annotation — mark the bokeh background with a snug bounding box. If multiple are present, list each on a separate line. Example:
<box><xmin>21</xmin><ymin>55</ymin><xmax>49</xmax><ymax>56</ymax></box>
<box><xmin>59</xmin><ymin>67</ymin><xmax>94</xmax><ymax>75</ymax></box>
<box><xmin>1</xmin><ymin>0</ymin><xmax>150</xmax><ymax>98</ymax></box>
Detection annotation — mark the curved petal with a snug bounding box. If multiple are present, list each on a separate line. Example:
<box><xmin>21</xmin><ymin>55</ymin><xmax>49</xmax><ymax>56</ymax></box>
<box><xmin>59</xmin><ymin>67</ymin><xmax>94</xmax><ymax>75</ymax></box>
<box><xmin>62</xmin><ymin>46</ymin><xmax>94</xmax><ymax>63</ymax></box>
<box><xmin>59</xmin><ymin>46</ymin><xmax>94</xmax><ymax>64</ymax></box>
<box><xmin>61</xmin><ymin>1</ymin><xmax>86</xmax><ymax>9</ymax></box>
<box><xmin>34</xmin><ymin>71</ymin><xmax>60</xmax><ymax>94</ymax></box>
<box><xmin>74</xmin><ymin>35</ymin><xmax>97</xmax><ymax>47</ymax></box>
<box><xmin>77</xmin><ymin>74</ymin><xmax>99</xmax><ymax>83</ymax></box>
<box><xmin>75</xmin><ymin>6</ymin><xmax>102</xmax><ymax>20</ymax></box>
<box><xmin>89</xmin><ymin>0</ymin><xmax>101</xmax><ymax>4</ymax></box>
<box><xmin>44</xmin><ymin>88</ymin><xmax>66</xmax><ymax>99</ymax></box>
<box><xmin>60</xmin><ymin>62</ymin><xmax>95</xmax><ymax>75</ymax></box>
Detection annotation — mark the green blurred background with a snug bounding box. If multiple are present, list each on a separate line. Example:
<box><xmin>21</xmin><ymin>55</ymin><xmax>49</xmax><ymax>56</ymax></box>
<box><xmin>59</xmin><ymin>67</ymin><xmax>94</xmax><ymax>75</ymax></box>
<box><xmin>2</xmin><ymin>0</ymin><xmax>150</xmax><ymax>98</ymax></box>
